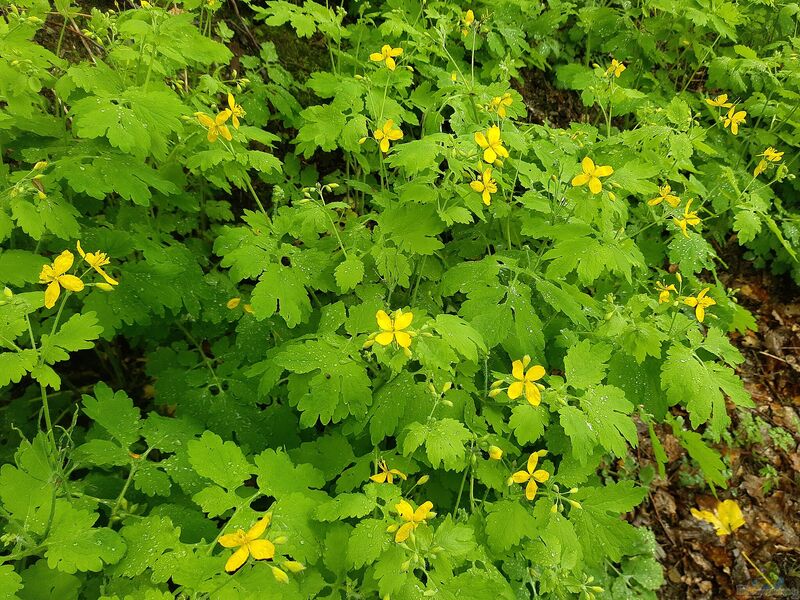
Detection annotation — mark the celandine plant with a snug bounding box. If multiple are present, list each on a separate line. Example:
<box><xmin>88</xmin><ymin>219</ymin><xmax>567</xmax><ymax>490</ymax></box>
<box><xmin>0</xmin><ymin>0</ymin><xmax>796</xmax><ymax>598</ymax></box>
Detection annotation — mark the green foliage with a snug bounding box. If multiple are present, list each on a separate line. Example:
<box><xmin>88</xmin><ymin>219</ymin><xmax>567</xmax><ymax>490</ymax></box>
<box><xmin>1</xmin><ymin>0</ymin><xmax>795</xmax><ymax>598</ymax></box>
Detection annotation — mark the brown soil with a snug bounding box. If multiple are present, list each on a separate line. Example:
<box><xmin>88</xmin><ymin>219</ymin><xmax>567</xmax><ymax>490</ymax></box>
<box><xmin>512</xmin><ymin>68</ymin><xmax>588</xmax><ymax>128</ymax></box>
<box><xmin>633</xmin><ymin>249</ymin><xmax>800</xmax><ymax>599</ymax></box>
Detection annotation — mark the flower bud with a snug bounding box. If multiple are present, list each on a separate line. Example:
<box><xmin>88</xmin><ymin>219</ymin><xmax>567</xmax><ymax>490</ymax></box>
<box><xmin>568</xmin><ymin>499</ymin><xmax>582</xmax><ymax>510</ymax></box>
<box><xmin>243</xmin><ymin>304</ymin><xmax>254</xmax><ymax>314</ymax></box>
<box><xmin>34</xmin><ymin>161</ymin><xmax>47</xmax><ymax>171</ymax></box>
<box><xmin>488</xmin><ymin>388</ymin><xmax>503</xmax><ymax>398</ymax></box>
<box><xmin>442</xmin><ymin>381</ymin><xmax>452</xmax><ymax>393</ymax></box>
<box><xmin>37</xmin><ymin>190</ymin><xmax>47</xmax><ymax>200</ymax></box>
<box><xmin>416</xmin><ymin>475</ymin><xmax>429</xmax><ymax>485</ymax></box>
<box><xmin>550</xmin><ymin>503</ymin><xmax>558</xmax><ymax>513</ymax></box>
<box><xmin>226</xmin><ymin>297</ymin><xmax>241</xmax><ymax>309</ymax></box>
<box><xmin>273</xmin><ymin>535</ymin><xmax>288</xmax><ymax>544</ymax></box>
<box><xmin>282</xmin><ymin>560</ymin><xmax>305</xmax><ymax>573</ymax></box>
<box><xmin>441</xmin><ymin>399</ymin><xmax>453</xmax><ymax>407</ymax></box>
<box><xmin>96</xmin><ymin>283</ymin><xmax>114</xmax><ymax>292</ymax></box>
<box><xmin>2</xmin><ymin>287</ymin><xmax>12</xmax><ymax>299</ymax></box>
<box><xmin>386</xmin><ymin>524</ymin><xmax>398</xmax><ymax>533</ymax></box>
<box><xmin>271</xmin><ymin>566</ymin><xmax>289</xmax><ymax>583</ymax></box>
<box><xmin>488</xmin><ymin>446</ymin><xmax>503</xmax><ymax>460</ymax></box>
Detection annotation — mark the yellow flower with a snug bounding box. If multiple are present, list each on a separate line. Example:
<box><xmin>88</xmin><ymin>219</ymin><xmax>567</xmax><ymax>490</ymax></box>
<box><xmin>369</xmin><ymin>44</ymin><xmax>403</xmax><ymax>70</ymax></box>
<box><xmin>606</xmin><ymin>59</ymin><xmax>626</xmax><ymax>78</ymax></box>
<box><xmin>655</xmin><ymin>281</ymin><xmax>676</xmax><ymax>304</ymax></box>
<box><xmin>218</xmin><ymin>515</ymin><xmax>275</xmax><ymax>573</ymax></box>
<box><xmin>394</xmin><ymin>499</ymin><xmax>434</xmax><ymax>543</ymax></box>
<box><xmin>469</xmin><ymin>167</ymin><xmax>497</xmax><ymax>205</ymax></box>
<box><xmin>571</xmin><ymin>157</ymin><xmax>614</xmax><ymax>195</ymax></box>
<box><xmin>489</xmin><ymin>93</ymin><xmax>513</xmax><ymax>118</ymax></box>
<box><xmin>76</xmin><ymin>241</ymin><xmax>118</xmax><ymax>286</ymax></box>
<box><xmin>683</xmin><ymin>287</ymin><xmax>716</xmax><ymax>323</ymax></box>
<box><xmin>488</xmin><ymin>446</ymin><xmax>503</xmax><ymax>460</ymax></box>
<box><xmin>673</xmin><ymin>198</ymin><xmax>701</xmax><ymax>237</ymax></box>
<box><xmin>227</xmin><ymin>93</ymin><xmax>245</xmax><ymax>129</ymax></box>
<box><xmin>373</xmin><ymin>119</ymin><xmax>403</xmax><ymax>153</ymax></box>
<box><xmin>510</xmin><ymin>451</ymin><xmax>550</xmax><ymax>500</ymax></box>
<box><xmin>691</xmin><ymin>499</ymin><xmax>745</xmax><ymax>537</ymax></box>
<box><xmin>760</xmin><ymin>147</ymin><xmax>783</xmax><ymax>162</ymax></box>
<box><xmin>508</xmin><ymin>355</ymin><xmax>546</xmax><ymax>406</ymax></box>
<box><xmin>196</xmin><ymin>110</ymin><xmax>233</xmax><ymax>143</ymax></box>
<box><xmin>474</xmin><ymin>125</ymin><xmax>509</xmax><ymax>165</ymax></box>
<box><xmin>461</xmin><ymin>9</ymin><xmax>475</xmax><ymax>35</ymax></box>
<box><xmin>723</xmin><ymin>106</ymin><xmax>746</xmax><ymax>135</ymax></box>
<box><xmin>370</xmin><ymin>459</ymin><xmax>407</xmax><ymax>484</ymax></box>
<box><xmin>39</xmin><ymin>250</ymin><xmax>85</xmax><ymax>309</ymax></box>
<box><xmin>648</xmin><ymin>184</ymin><xmax>680</xmax><ymax>208</ymax></box>
<box><xmin>705</xmin><ymin>94</ymin><xmax>733</xmax><ymax>108</ymax></box>
<box><xmin>375</xmin><ymin>308</ymin><xmax>414</xmax><ymax>348</ymax></box>
<box><xmin>227</xmin><ymin>297</ymin><xmax>241</xmax><ymax>309</ymax></box>
<box><xmin>753</xmin><ymin>160</ymin><xmax>768</xmax><ymax>177</ymax></box>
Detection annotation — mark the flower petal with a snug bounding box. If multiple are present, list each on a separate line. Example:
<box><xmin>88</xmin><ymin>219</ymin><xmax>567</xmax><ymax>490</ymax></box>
<box><xmin>511</xmin><ymin>470</ymin><xmax>530</xmax><ymax>483</ymax></box>
<box><xmin>524</xmin><ymin>382</ymin><xmax>541</xmax><ymax>407</ymax></box>
<box><xmin>225</xmin><ymin>546</ymin><xmax>250</xmax><ymax>572</ymax></box>
<box><xmin>395</xmin><ymin>521</ymin><xmax>415</xmax><ymax>543</ymax></box>
<box><xmin>370</xmin><ymin>472</ymin><xmax>388</xmax><ymax>483</ymax></box>
<box><xmin>386</xmin><ymin>56</ymin><xmax>396</xmax><ymax>70</ymax></box>
<box><xmin>218</xmin><ymin>533</ymin><xmax>243</xmax><ymax>548</ymax></box>
<box><xmin>507</xmin><ymin>380</ymin><xmax>524</xmax><ymax>400</ymax></box>
<box><xmin>474</xmin><ymin>131</ymin><xmax>488</xmax><ymax>148</ymax></box>
<box><xmin>395</xmin><ymin>500</ymin><xmax>414</xmax><ymax>521</ymax></box>
<box><xmin>53</xmin><ymin>250</ymin><xmax>74</xmax><ymax>276</ymax></box>
<box><xmin>526</xmin><ymin>453</ymin><xmax>539</xmax><ymax>473</ymax></box>
<box><xmin>248</xmin><ymin>539</ymin><xmax>275</xmax><ymax>560</ymax></box>
<box><xmin>525</xmin><ymin>479</ymin><xmax>538</xmax><ymax>500</ymax></box>
<box><xmin>525</xmin><ymin>365</ymin><xmax>545</xmax><ymax>382</ymax></box>
<box><xmin>394</xmin><ymin>331</ymin><xmax>412</xmax><ymax>348</ymax></box>
<box><xmin>413</xmin><ymin>501</ymin><xmax>433</xmax><ymax>522</ymax></box>
<box><xmin>588</xmin><ymin>177</ymin><xmax>602</xmax><ymax>194</ymax></box>
<box><xmin>376</xmin><ymin>310</ymin><xmax>393</xmax><ymax>331</ymax></box>
<box><xmin>487</xmin><ymin>126</ymin><xmax>501</xmax><ymax>144</ymax></box>
<box><xmin>57</xmin><ymin>275</ymin><xmax>84</xmax><ymax>292</ymax></box>
<box><xmin>581</xmin><ymin>156</ymin><xmax>595</xmax><ymax>175</ymax></box>
<box><xmin>571</xmin><ymin>173</ymin><xmax>590</xmax><ymax>187</ymax></box>
<box><xmin>375</xmin><ymin>331</ymin><xmax>395</xmax><ymax>346</ymax></box>
<box><xmin>393</xmin><ymin>310</ymin><xmax>413</xmax><ymax>330</ymax></box>
<box><xmin>246</xmin><ymin>517</ymin><xmax>271</xmax><ymax>540</ymax></box>
<box><xmin>470</xmin><ymin>180</ymin><xmax>485</xmax><ymax>193</ymax></box>
<box><xmin>44</xmin><ymin>281</ymin><xmax>60</xmax><ymax>309</ymax></box>
<box><xmin>593</xmin><ymin>165</ymin><xmax>613</xmax><ymax>177</ymax></box>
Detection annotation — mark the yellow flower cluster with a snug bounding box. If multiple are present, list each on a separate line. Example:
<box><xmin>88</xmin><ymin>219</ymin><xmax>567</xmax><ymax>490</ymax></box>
<box><xmin>39</xmin><ymin>241</ymin><xmax>118</xmax><ymax>309</ymax></box>
<box><xmin>753</xmin><ymin>146</ymin><xmax>784</xmax><ymax>177</ymax></box>
<box><xmin>218</xmin><ymin>513</ymin><xmax>304</xmax><ymax>582</ymax></box>
<box><xmin>195</xmin><ymin>93</ymin><xmax>245</xmax><ymax>143</ymax></box>
<box><xmin>707</xmin><ymin>93</ymin><xmax>746</xmax><ymax>135</ymax></box>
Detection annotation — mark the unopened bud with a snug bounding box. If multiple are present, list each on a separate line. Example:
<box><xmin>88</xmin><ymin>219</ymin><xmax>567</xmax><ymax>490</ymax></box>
<box><xmin>488</xmin><ymin>446</ymin><xmax>503</xmax><ymax>460</ymax></box>
<box><xmin>441</xmin><ymin>399</ymin><xmax>453</xmax><ymax>407</ymax></box>
<box><xmin>2</xmin><ymin>287</ymin><xmax>12</xmax><ymax>299</ymax></box>
<box><xmin>226</xmin><ymin>297</ymin><xmax>241</xmax><ymax>309</ymax></box>
<box><xmin>416</xmin><ymin>475</ymin><xmax>429</xmax><ymax>485</ymax></box>
<box><xmin>96</xmin><ymin>283</ymin><xmax>114</xmax><ymax>292</ymax></box>
<box><xmin>243</xmin><ymin>303</ymin><xmax>254</xmax><ymax>314</ymax></box>
<box><xmin>37</xmin><ymin>191</ymin><xmax>47</xmax><ymax>200</ymax></box>
<box><xmin>34</xmin><ymin>161</ymin><xmax>47</xmax><ymax>171</ymax></box>
<box><xmin>282</xmin><ymin>560</ymin><xmax>305</xmax><ymax>573</ymax></box>
<box><xmin>273</xmin><ymin>535</ymin><xmax>288</xmax><ymax>544</ymax></box>
<box><xmin>488</xmin><ymin>388</ymin><xmax>503</xmax><ymax>398</ymax></box>
<box><xmin>568</xmin><ymin>499</ymin><xmax>582</xmax><ymax>510</ymax></box>
<box><xmin>442</xmin><ymin>381</ymin><xmax>452</xmax><ymax>393</ymax></box>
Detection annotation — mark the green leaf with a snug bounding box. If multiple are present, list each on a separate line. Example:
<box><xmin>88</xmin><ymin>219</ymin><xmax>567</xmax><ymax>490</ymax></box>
<box><xmin>187</xmin><ymin>431</ymin><xmax>253</xmax><ymax>491</ymax></box>
<box><xmin>334</xmin><ymin>255</ymin><xmax>364</xmax><ymax>292</ymax></box>
<box><xmin>82</xmin><ymin>382</ymin><xmax>141</xmax><ymax>448</ymax></box>
<box><xmin>0</xmin><ymin>350</ymin><xmax>38</xmax><ymax>387</ymax></box>
<box><xmin>40</xmin><ymin>312</ymin><xmax>103</xmax><ymax>365</ymax></box>
<box><xmin>255</xmin><ymin>449</ymin><xmax>325</xmax><ymax>498</ymax></box>
<box><xmin>0</xmin><ymin>565</ymin><xmax>23</xmax><ymax>600</ymax></box>
<box><xmin>559</xmin><ymin>404</ymin><xmax>596</xmax><ymax>459</ymax></box>
<box><xmin>433</xmin><ymin>314</ymin><xmax>486</xmax><ymax>362</ymax></box>
<box><xmin>315</xmin><ymin>493</ymin><xmax>375</xmax><ymax>521</ymax></box>
<box><xmin>403</xmin><ymin>418</ymin><xmax>472</xmax><ymax>470</ymax></box>
<box><xmin>250</xmin><ymin>263</ymin><xmax>312</xmax><ymax>327</ymax></box>
<box><xmin>347</xmin><ymin>518</ymin><xmax>391</xmax><ymax>569</ymax></box>
<box><xmin>564</xmin><ymin>339</ymin><xmax>611</xmax><ymax>389</ymax></box>
<box><xmin>44</xmin><ymin>500</ymin><xmax>126</xmax><ymax>573</ymax></box>
<box><xmin>484</xmin><ymin>500</ymin><xmax>536</xmax><ymax>552</ymax></box>
<box><xmin>508</xmin><ymin>404</ymin><xmax>548</xmax><ymax>445</ymax></box>
<box><xmin>580</xmin><ymin>385</ymin><xmax>637</xmax><ymax>457</ymax></box>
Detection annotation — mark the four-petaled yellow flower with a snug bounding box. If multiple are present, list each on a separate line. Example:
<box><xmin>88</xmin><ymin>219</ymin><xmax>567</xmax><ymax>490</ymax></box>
<box><xmin>606</xmin><ymin>59</ymin><xmax>626</xmax><ymax>78</ymax></box>
<box><xmin>39</xmin><ymin>250</ymin><xmax>85</xmax><ymax>309</ymax></box>
<box><xmin>754</xmin><ymin>146</ymin><xmax>784</xmax><ymax>176</ymax></box>
<box><xmin>196</xmin><ymin>110</ymin><xmax>233</xmax><ymax>143</ymax></box>
<box><xmin>375</xmin><ymin>308</ymin><xmax>414</xmax><ymax>348</ymax></box>
<box><xmin>648</xmin><ymin>184</ymin><xmax>680</xmax><ymax>208</ymax></box>
<box><xmin>691</xmin><ymin>499</ymin><xmax>745</xmax><ymax>537</ymax></box>
<box><xmin>510</xmin><ymin>451</ymin><xmax>550</xmax><ymax>500</ymax></box>
<box><xmin>655</xmin><ymin>281</ymin><xmax>676</xmax><ymax>304</ymax></box>
<box><xmin>373</xmin><ymin>119</ymin><xmax>403</xmax><ymax>153</ymax></box>
<box><xmin>393</xmin><ymin>499</ymin><xmax>434</xmax><ymax>543</ymax></box>
<box><xmin>723</xmin><ymin>106</ymin><xmax>746</xmax><ymax>135</ymax></box>
<box><xmin>684</xmin><ymin>287</ymin><xmax>716</xmax><ymax>322</ymax></box>
<box><xmin>508</xmin><ymin>355</ymin><xmax>546</xmax><ymax>406</ymax></box>
<box><xmin>227</xmin><ymin>93</ymin><xmax>245</xmax><ymax>129</ymax></box>
<box><xmin>571</xmin><ymin>157</ymin><xmax>614</xmax><ymax>195</ymax></box>
<box><xmin>489</xmin><ymin>93</ymin><xmax>513</xmax><ymax>118</ymax></box>
<box><xmin>474</xmin><ymin>125</ymin><xmax>509</xmax><ymax>165</ymax></box>
<box><xmin>705</xmin><ymin>94</ymin><xmax>733</xmax><ymax>108</ymax></box>
<box><xmin>370</xmin><ymin>459</ymin><xmax>407</xmax><ymax>484</ymax></box>
<box><xmin>462</xmin><ymin>9</ymin><xmax>475</xmax><ymax>35</ymax></box>
<box><xmin>470</xmin><ymin>167</ymin><xmax>497</xmax><ymax>205</ymax></box>
<box><xmin>673</xmin><ymin>198</ymin><xmax>701</xmax><ymax>237</ymax></box>
<box><xmin>76</xmin><ymin>241</ymin><xmax>118</xmax><ymax>286</ymax></box>
<box><xmin>369</xmin><ymin>45</ymin><xmax>403</xmax><ymax>70</ymax></box>
<box><xmin>218</xmin><ymin>516</ymin><xmax>275</xmax><ymax>573</ymax></box>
